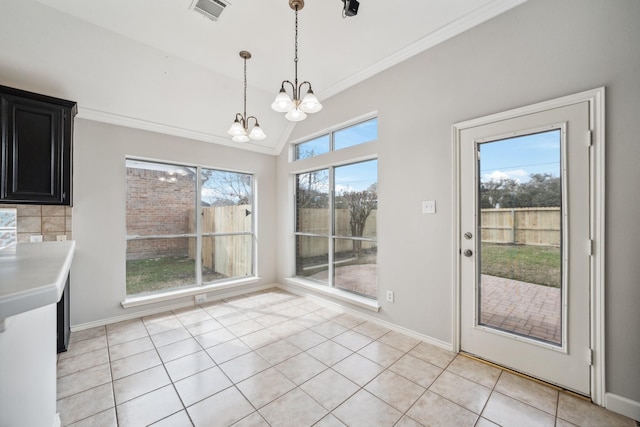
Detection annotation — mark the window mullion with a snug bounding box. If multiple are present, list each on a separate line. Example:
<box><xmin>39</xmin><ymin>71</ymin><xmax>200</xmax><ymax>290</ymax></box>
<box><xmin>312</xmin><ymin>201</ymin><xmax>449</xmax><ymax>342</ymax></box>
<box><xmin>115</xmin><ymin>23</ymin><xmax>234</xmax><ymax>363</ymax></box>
<box><xmin>195</xmin><ymin>166</ymin><xmax>203</xmax><ymax>286</ymax></box>
<box><xmin>329</xmin><ymin>167</ymin><xmax>335</xmax><ymax>288</ymax></box>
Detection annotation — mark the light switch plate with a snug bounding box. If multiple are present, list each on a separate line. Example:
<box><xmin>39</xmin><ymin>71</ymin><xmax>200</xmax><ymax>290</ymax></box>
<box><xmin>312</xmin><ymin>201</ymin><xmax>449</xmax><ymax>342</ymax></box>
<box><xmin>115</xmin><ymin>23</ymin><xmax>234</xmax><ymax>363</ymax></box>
<box><xmin>422</xmin><ymin>200</ymin><xmax>436</xmax><ymax>214</ymax></box>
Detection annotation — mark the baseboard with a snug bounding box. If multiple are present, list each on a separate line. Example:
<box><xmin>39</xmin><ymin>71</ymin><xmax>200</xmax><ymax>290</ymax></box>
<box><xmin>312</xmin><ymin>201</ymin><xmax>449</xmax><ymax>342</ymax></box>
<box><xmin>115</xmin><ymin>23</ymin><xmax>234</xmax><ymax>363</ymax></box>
<box><xmin>71</xmin><ymin>282</ymin><xmax>452</xmax><ymax>353</ymax></box>
<box><xmin>71</xmin><ymin>300</ymin><xmax>194</xmax><ymax>332</ymax></box>
<box><xmin>71</xmin><ymin>283</ymin><xmax>277</xmax><ymax>332</ymax></box>
<box><xmin>606</xmin><ymin>392</ymin><xmax>640</xmax><ymax>422</ymax></box>
<box><xmin>278</xmin><ymin>283</ymin><xmax>454</xmax><ymax>352</ymax></box>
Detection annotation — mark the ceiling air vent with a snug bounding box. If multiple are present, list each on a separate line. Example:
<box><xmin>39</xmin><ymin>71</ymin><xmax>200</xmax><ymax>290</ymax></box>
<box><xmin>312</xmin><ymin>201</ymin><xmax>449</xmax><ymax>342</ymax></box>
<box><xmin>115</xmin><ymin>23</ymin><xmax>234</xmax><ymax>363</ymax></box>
<box><xmin>190</xmin><ymin>0</ymin><xmax>228</xmax><ymax>21</ymax></box>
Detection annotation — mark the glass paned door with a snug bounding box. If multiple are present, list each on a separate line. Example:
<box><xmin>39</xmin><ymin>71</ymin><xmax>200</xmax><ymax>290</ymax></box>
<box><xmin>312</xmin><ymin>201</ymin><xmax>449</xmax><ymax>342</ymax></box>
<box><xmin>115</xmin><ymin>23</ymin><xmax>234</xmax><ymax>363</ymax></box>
<box><xmin>477</xmin><ymin>130</ymin><xmax>563</xmax><ymax>346</ymax></box>
<box><xmin>458</xmin><ymin>100</ymin><xmax>592</xmax><ymax>395</ymax></box>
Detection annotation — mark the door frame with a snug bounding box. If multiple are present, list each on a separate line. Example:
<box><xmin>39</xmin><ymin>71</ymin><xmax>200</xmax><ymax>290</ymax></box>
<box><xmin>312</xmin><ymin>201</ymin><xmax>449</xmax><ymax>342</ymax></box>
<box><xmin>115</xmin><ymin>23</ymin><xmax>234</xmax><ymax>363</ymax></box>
<box><xmin>452</xmin><ymin>87</ymin><xmax>605</xmax><ymax>404</ymax></box>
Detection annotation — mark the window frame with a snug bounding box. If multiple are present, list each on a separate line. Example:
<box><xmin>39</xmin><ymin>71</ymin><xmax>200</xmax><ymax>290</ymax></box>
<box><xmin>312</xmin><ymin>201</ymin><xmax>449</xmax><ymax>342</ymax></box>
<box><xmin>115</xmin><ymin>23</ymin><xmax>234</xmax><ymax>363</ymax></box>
<box><xmin>290</xmin><ymin>115</ymin><xmax>379</xmax><ymax>303</ymax></box>
<box><xmin>124</xmin><ymin>157</ymin><xmax>257</xmax><ymax>302</ymax></box>
<box><xmin>291</xmin><ymin>117</ymin><xmax>378</xmax><ymax>162</ymax></box>
<box><xmin>294</xmin><ymin>160</ymin><xmax>378</xmax><ymax>298</ymax></box>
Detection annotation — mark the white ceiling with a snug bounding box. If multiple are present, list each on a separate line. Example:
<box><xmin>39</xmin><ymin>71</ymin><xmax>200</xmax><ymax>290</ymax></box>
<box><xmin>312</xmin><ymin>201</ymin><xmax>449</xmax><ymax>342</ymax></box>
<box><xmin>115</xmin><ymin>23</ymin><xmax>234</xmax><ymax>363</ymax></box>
<box><xmin>2</xmin><ymin>0</ymin><xmax>525</xmax><ymax>155</ymax></box>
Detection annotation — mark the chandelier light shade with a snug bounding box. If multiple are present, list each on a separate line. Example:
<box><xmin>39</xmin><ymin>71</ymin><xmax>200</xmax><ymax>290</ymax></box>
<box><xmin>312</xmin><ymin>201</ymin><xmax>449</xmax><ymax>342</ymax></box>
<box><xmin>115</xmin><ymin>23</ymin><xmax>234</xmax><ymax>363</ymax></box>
<box><xmin>272</xmin><ymin>0</ymin><xmax>322</xmax><ymax>122</ymax></box>
<box><xmin>228</xmin><ymin>50</ymin><xmax>266</xmax><ymax>142</ymax></box>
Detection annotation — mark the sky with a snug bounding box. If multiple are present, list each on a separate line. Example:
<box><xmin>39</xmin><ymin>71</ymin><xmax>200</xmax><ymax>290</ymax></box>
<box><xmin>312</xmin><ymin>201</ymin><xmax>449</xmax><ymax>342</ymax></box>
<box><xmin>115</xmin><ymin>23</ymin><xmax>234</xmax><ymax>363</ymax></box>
<box><xmin>335</xmin><ymin>159</ymin><xmax>378</xmax><ymax>193</ymax></box>
<box><xmin>479</xmin><ymin>129</ymin><xmax>561</xmax><ymax>184</ymax></box>
<box><xmin>296</xmin><ymin>118</ymin><xmax>378</xmax><ymax>193</ymax></box>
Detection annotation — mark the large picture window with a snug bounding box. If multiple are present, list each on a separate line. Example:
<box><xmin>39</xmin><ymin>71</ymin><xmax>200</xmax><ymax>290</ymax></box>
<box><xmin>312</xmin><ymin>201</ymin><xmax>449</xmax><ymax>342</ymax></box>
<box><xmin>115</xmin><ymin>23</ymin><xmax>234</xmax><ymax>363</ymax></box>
<box><xmin>295</xmin><ymin>159</ymin><xmax>378</xmax><ymax>299</ymax></box>
<box><xmin>125</xmin><ymin>160</ymin><xmax>254</xmax><ymax>298</ymax></box>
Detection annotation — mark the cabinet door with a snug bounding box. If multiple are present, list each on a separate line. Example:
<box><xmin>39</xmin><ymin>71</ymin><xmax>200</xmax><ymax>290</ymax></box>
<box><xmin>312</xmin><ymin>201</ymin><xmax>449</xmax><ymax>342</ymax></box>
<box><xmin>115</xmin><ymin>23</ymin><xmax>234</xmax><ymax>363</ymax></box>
<box><xmin>1</xmin><ymin>95</ymin><xmax>71</xmax><ymax>204</ymax></box>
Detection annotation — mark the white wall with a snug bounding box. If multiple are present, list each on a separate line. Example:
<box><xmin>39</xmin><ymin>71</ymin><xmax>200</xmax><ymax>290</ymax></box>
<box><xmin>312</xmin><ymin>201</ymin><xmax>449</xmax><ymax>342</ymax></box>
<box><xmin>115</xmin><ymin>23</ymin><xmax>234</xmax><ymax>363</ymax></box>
<box><xmin>276</xmin><ymin>0</ymin><xmax>640</xmax><ymax>407</ymax></box>
<box><xmin>71</xmin><ymin>119</ymin><xmax>278</xmax><ymax>325</ymax></box>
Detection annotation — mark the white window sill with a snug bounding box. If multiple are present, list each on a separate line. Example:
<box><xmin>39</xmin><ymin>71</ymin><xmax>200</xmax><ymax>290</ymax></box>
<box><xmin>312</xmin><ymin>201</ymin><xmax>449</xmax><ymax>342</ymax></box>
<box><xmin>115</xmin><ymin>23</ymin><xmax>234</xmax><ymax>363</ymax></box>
<box><xmin>121</xmin><ymin>277</ymin><xmax>261</xmax><ymax>309</ymax></box>
<box><xmin>284</xmin><ymin>277</ymin><xmax>380</xmax><ymax>312</ymax></box>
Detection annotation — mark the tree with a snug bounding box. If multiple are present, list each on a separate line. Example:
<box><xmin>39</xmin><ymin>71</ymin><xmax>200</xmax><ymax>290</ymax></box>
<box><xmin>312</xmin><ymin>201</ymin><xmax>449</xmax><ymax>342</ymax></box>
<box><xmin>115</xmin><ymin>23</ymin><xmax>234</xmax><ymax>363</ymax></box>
<box><xmin>340</xmin><ymin>184</ymin><xmax>377</xmax><ymax>255</ymax></box>
<box><xmin>296</xmin><ymin>170</ymin><xmax>329</xmax><ymax>210</ymax></box>
<box><xmin>480</xmin><ymin>178</ymin><xmax>519</xmax><ymax>208</ymax></box>
<box><xmin>518</xmin><ymin>173</ymin><xmax>561</xmax><ymax>207</ymax></box>
<box><xmin>480</xmin><ymin>173</ymin><xmax>560</xmax><ymax>209</ymax></box>
<box><xmin>201</xmin><ymin>170</ymin><xmax>252</xmax><ymax>206</ymax></box>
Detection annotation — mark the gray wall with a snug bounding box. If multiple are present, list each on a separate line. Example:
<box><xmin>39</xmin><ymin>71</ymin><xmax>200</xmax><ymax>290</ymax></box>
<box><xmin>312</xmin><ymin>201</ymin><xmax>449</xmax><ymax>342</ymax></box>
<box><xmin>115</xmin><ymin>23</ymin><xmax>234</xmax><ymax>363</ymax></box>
<box><xmin>276</xmin><ymin>0</ymin><xmax>640</xmax><ymax>404</ymax></box>
<box><xmin>71</xmin><ymin>119</ymin><xmax>278</xmax><ymax>324</ymax></box>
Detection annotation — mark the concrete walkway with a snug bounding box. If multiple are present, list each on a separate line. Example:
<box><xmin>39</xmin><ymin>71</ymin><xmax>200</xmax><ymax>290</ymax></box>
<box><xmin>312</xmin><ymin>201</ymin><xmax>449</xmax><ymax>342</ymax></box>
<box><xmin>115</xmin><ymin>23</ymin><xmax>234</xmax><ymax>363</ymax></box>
<box><xmin>480</xmin><ymin>274</ymin><xmax>561</xmax><ymax>344</ymax></box>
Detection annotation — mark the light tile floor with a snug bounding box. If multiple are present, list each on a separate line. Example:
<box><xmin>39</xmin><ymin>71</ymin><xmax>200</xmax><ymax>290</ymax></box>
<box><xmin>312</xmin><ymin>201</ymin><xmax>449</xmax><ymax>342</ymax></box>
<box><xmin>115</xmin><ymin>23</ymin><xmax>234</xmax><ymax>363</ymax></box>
<box><xmin>56</xmin><ymin>288</ymin><xmax>636</xmax><ymax>427</ymax></box>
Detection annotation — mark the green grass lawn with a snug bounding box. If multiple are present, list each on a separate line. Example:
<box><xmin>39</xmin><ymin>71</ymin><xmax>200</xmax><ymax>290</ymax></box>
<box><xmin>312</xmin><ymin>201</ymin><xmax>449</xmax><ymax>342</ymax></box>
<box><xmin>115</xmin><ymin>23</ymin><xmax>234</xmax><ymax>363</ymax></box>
<box><xmin>126</xmin><ymin>256</ymin><xmax>225</xmax><ymax>296</ymax></box>
<box><xmin>481</xmin><ymin>243</ymin><xmax>561</xmax><ymax>287</ymax></box>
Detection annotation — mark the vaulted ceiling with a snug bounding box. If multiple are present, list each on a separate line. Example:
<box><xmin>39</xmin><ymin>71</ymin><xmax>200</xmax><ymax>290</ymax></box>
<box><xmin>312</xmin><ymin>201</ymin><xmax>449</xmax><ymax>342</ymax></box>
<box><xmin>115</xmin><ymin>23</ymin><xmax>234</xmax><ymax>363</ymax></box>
<box><xmin>1</xmin><ymin>0</ymin><xmax>525</xmax><ymax>155</ymax></box>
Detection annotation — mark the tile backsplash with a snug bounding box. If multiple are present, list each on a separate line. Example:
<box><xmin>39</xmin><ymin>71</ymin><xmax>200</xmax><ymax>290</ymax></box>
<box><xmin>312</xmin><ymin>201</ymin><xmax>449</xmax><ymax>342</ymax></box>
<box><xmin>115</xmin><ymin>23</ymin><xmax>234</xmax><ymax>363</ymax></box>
<box><xmin>7</xmin><ymin>204</ymin><xmax>73</xmax><ymax>243</ymax></box>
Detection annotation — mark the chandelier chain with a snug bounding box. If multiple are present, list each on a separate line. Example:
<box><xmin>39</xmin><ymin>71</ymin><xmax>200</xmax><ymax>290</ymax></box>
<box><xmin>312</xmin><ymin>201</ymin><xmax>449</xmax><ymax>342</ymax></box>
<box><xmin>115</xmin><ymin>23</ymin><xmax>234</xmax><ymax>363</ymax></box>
<box><xmin>243</xmin><ymin>54</ymin><xmax>247</xmax><ymax>122</ymax></box>
<box><xmin>294</xmin><ymin>5</ymin><xmax>299</xmax><ymax>98</ymax></box>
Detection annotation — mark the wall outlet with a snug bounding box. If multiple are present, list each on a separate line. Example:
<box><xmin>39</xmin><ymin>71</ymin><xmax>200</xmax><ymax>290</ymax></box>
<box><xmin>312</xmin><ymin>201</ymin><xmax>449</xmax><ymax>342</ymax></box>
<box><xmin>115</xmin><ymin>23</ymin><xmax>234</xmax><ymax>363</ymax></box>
<box><xmin>30</xmin><ymin>235</ymin><xmax>43</xmax><ymax>242</ymax></box>
<box><xmin>195</xmin><ymin>294</ymin><xmax>207</xmax><ymax>304</ymax></box>
<box><xmin>422</xmin><ymin>200</ymin><xmax>436</xmax><ymax>214</ymax></box>
<box><xmin>386</xmin><ymin>290</ymin><xmax>394</xmax><ymax>303</ymax></box>
<box><xmin>56</xmin><ymin>235</ymin><xmax>67</xmax><ymax>241</ymax></box>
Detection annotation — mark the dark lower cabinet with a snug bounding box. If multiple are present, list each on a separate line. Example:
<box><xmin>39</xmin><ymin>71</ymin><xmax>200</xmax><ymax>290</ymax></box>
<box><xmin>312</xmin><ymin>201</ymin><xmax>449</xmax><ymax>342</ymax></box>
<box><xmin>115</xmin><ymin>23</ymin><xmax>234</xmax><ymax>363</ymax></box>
<box><xmin>0</xmin><ymin>85</ymin><xmax>76</xmax><ymax>205</ymax></box>
<box><xmin>57</xmin><ymin>275</ymin><xmax>70</xmax><ymax>353</ymax></box>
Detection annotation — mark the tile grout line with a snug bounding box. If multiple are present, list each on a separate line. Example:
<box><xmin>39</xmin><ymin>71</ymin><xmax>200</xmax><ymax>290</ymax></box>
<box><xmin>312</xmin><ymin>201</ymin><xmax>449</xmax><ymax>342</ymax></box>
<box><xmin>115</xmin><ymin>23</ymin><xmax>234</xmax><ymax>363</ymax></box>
<box><xmin>104</xmin><ymin>325</ymin><xmax>119</xmax><ymax>427</ymax></box>
<box><xmin>144</xmin><ymin>312</ymin><xmax>195</xmax><ymax>426</ymax></box>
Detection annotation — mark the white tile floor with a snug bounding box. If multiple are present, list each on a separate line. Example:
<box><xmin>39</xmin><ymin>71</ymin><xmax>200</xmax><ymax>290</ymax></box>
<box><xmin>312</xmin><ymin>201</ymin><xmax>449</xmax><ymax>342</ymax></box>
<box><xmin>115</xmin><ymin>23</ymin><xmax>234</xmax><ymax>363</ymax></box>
<box><xmin>56</xmin><ymin>289</ymin><xmax>636</xmax><ymax>427</ymax></box>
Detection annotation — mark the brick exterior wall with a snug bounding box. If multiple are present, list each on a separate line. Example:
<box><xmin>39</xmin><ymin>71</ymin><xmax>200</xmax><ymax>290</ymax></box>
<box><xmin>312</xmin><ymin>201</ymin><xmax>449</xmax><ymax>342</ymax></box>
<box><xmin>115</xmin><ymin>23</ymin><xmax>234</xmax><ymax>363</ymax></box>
<box><xmin>126</xmin><ymin>168</ymin><xmax>196</xmax><ymax>260</ymax></box>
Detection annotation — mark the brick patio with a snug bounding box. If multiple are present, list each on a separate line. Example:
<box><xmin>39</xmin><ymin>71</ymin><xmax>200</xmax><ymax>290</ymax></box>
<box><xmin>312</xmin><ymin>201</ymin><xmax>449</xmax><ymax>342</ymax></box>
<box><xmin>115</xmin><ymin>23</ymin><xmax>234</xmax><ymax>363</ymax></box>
<box><xmin>480</xmin><ymin>274</ymin><xmax>561</xmax><ymax>344</ymax></box>
<box><xmin>313</xmin><ymin>268</ymin><xmax>562</xmax><ymax>345</ymax></box>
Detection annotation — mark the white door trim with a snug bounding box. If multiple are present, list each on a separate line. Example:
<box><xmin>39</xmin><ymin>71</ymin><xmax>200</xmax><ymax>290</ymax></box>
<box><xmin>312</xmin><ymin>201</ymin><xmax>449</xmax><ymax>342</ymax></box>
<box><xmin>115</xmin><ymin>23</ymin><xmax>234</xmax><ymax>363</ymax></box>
<box><xmin>451</xmin><ymin>87</ymin><xmax>605</xmax><ymax>404</ymax></box>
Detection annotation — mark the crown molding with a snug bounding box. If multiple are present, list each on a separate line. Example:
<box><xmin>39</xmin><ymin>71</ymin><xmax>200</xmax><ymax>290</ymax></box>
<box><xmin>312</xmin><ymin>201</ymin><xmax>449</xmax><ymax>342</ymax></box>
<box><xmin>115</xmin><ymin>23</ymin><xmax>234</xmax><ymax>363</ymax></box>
<box><xmin>76</xmin><ymin>107</ymin><xmax>280</xmax><ymax>156</ymax></box>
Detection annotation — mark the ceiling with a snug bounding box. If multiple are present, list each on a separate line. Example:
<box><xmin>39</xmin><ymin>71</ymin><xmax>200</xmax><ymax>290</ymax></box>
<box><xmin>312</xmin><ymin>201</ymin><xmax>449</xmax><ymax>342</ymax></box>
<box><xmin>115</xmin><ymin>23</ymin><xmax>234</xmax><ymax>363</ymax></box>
<box><xmin>2</xmin><ymin>0</ymin><xmax>525</xmax><ymax>155</ymax></box>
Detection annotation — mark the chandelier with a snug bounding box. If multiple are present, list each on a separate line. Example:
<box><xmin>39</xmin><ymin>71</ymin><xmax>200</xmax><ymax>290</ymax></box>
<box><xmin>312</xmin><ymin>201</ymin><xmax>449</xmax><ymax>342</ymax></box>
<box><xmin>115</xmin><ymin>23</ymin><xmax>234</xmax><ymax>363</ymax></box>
<box><xmin>271</xmin><ymin>0</ymin><xmax>322</xmax><ymax>122</ymax></box>
<box><xmin>227</xmin><ymin>50</ymin><xmax>266</xmax><ymax>142</ymax></box>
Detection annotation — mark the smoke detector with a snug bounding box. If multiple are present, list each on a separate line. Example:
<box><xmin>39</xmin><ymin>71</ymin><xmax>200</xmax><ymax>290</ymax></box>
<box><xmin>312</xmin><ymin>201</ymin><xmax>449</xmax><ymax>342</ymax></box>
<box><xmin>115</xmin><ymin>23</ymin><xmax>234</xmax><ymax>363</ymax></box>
<box><xmin>190</xmin><ymin>0</ymin><xmax>229</xmax><ymax>21</ymax></box>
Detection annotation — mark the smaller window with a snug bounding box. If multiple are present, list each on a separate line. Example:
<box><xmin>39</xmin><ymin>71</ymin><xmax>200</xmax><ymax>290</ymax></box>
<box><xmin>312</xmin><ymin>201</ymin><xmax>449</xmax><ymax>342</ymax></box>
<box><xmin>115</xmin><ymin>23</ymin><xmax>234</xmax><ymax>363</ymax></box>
<box><xmin>294</xmin><ymin>117</ymin><xmax>378</xmax><ymax>161</ymax></box>
<box><xmin>295</xmin><ymin>135</ymin><xmax>330</xmax><ymax>160</ymax></box>
<box><xmin>334</xmin><ymin>118</ymin><xmax>378</xmax><ymax>151</ymax></box>
<box><xmin>0</xmin><ymin>208</ymin><xmax>17</xmax><ymax>250</ymax></box>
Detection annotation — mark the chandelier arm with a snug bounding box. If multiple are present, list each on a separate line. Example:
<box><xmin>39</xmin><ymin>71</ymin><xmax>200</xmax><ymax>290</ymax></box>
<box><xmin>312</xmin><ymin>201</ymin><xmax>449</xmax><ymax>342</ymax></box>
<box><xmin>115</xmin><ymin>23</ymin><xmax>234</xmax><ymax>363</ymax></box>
<box><xmin>246</xmin><ymin>116</ymin><xmax>259</xmax><ymax>128</ymax></box>
<box><xmin>298</xmin><ymin>81</ymin><xmax>313</xmax><ymax>96</ymax></box>
<box><xmin>280</xmin><ymin>80</ymin><xmax>296</xmax><ymax>96</ymax></box>
<box><xmin>234</xmin><ymin>113</ymin><xmax>245</xmax><ymax>123</ymax></box>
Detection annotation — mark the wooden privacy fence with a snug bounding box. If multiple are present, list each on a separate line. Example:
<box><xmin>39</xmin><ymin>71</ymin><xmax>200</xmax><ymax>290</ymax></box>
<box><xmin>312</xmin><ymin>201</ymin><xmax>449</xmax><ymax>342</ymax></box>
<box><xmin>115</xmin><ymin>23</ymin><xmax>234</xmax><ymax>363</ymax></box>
<box><xmin>298</xmin><ymin>208</ymin><xmax>377</xmax><ymax>257</ymax></box>
<box><xmin>481</xmin><ymin>207</ymin><xmax>560</xmax><ymax>246</ymax></box>
<box><xmin>189</xmin><ymin>205</ymin><xmax>252</xmax><ymax>277</ymax></box>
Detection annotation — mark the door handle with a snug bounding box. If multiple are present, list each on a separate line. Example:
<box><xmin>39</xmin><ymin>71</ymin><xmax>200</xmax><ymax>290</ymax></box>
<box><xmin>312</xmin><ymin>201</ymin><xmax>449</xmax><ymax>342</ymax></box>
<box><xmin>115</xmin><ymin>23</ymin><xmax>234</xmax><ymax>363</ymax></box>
<box><xmin>463</xmin><ymin>249</ymin><xmax>473</xmax><ymax>257</ymax></box>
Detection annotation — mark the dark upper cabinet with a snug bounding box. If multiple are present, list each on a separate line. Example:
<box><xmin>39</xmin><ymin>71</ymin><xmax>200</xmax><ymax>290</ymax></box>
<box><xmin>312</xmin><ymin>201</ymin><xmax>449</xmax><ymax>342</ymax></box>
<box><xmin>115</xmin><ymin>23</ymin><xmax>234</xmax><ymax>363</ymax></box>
<box><xmin>0</xmin><ymin>85</ymin><xmax>77</xmax><ymax>205</ymax></box>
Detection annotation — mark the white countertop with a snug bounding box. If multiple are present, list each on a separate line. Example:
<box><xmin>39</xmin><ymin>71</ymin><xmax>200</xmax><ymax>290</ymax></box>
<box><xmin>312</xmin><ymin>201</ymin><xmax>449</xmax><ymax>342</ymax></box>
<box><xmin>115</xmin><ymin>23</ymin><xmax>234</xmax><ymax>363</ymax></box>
<box><xmin>0</xmin><ymin>241</ymin><xmax>75</xmax><ymax>319</ymax></box>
